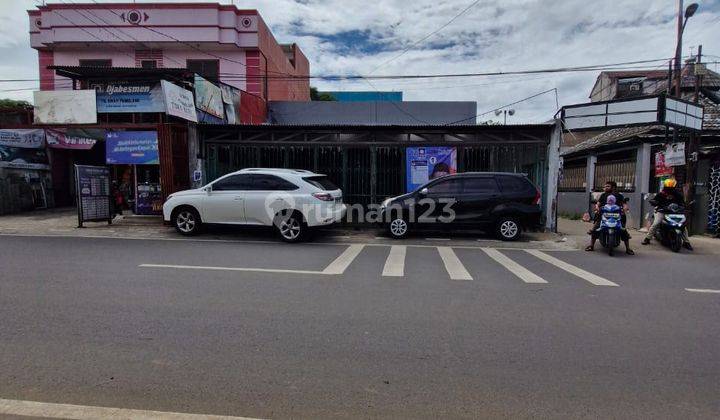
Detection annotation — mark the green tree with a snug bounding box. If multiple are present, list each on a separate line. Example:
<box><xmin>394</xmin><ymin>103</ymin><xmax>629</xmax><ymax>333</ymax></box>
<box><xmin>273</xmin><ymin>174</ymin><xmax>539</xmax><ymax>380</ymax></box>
<box><xmin>0</xmin><ymin>98</ymin><xmax>31</xmax><ymax>108</ymax></box>
<box><xmin>310</xmin><ymin>87</ymin><xmax>336</xmax><ymax>101</ymax></box>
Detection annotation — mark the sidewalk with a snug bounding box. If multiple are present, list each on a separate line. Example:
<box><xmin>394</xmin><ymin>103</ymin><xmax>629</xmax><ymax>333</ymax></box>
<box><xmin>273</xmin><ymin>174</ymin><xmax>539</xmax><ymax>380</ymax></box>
<box><xmin>557</xmin><ymin>216</ymin><xmax>720</xmax><ymax>255</ymax></box>
<box><xmin>0</xmin><ymin>207</ymin><xmax>573</xmax><ymax>249</ymax></box>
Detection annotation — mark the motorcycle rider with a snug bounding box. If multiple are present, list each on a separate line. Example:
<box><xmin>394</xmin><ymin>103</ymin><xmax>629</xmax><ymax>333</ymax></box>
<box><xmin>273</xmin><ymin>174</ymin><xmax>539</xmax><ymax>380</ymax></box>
<box><xmin>586</xmin><ymin>181</ymin><xmax>634</xmax><ymax>254</ymax></box>
<box><xmin>642</xmin><ymin>178</ymin><xmax>692</xmax><ymax>250</ymax></box>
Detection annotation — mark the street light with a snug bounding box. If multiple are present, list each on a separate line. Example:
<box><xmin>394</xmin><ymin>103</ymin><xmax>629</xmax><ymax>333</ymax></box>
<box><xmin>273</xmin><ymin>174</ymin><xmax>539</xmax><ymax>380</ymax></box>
<box><xmin>672</xmin><ymin>2</ymin><xmax>699</xmax><ymax>97</ymax></box>
<box><xmin>495</xmin><ymin>108</ymin><xmax>515</xmax><ymax>124</ymax></box>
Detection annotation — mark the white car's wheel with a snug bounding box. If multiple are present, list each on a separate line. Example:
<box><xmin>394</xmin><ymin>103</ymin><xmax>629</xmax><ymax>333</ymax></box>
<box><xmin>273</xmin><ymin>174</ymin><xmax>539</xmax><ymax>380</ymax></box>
<box><xmin>388</xmin><ymin>217</ymin><xmax>409</xmax><ymax>239</ymax></box>
<box><xmin>275</xmin><ymin>211</ymin><xmax>306</xmax><ymax>243</ymax></box>
<box><xmin>173</xmin><ymin>208</ymin><xmax>202</xmax><ymax>236</ymax></box>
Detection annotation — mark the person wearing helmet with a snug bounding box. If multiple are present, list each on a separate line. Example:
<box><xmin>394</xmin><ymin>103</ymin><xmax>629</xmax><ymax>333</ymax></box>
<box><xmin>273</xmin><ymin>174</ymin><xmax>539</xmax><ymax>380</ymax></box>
<box><xmin>586</xmin><ymin>181</ymin><xmax>633</xmax><ymax>254</ymax></box>
<box><xmin>642</xmin><ymin>178</ymin><xmax>692</xmax><ymax>249</ymax></box>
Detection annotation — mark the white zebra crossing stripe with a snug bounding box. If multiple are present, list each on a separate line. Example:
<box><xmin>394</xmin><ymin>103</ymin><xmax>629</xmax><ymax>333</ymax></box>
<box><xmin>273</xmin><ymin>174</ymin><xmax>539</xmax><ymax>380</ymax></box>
<box><xmin>525</xmin><ymin>250</ymin><xmax>619</xmax><ymax>287</ymax></box>
<box><xmin>0</xmin><ymin>397</ymin><xmax>262</xmax><ymax>420</ymax></box>
<box><xmin>382</xmin><ymin>245</ymin><xmax>406</xmax><ymax>277</ymax></box>
<box><xmin>437</xmin><ymin>247</ymin><xmax>473</xmax><ymax>280</ymax></box>
<box><xmin>481</xmin><ymin>248</ymin><xmax>548</xmax><ymax>284</ymax></box>
<box><xmin>321</xmin><ymin>244</ymin><xmax>365</xmax><ymax>275</ymax></box>
<box><xmin>685</xmin><ymin>288</ymin><xmax>720</xmax><ymax>294</ymax></box>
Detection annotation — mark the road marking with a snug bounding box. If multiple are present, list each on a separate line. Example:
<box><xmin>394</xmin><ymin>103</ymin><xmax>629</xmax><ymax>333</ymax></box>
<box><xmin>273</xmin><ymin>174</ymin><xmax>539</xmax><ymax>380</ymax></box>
<box><xmin>139</xmin><ymin>264</ymin><xmax>322</xmax><ymax>276</ymax></box>
<box><xmin>321</xmin><ymin>244</ymin><xmax>365</xmax><ymax>275</ymax></box>
<box><xmin>425</xmin><ymin>237</ymin><xmax>451</xmax><ymax>241</ymax></box>
<box><xmin>382</xmin><ymin>245</ymin><xmax>406</xmax><ymax>277</ymax></box>
<box><xmin>437</xmin><ymin>247</ymin><xmax>473</xmax><ymax>280</ymax></box>
<box><xmin>0</xmin><ymin>397</ymin><xmax>262</xmax><ymax>420</ymax></box>
<box><xmin>481</xmin><ymin>248</ymin><xmax>548</xmax><ymax>284</ymax></box>
<box><xmin>685</xmin><ymin>288</ymin><xmax>720</xmax><ymax>294</ymax></box>
<box><xmin>525</xmin><ymin>250</ymin><xmax>619</xmax><ymax>287</ymax></box>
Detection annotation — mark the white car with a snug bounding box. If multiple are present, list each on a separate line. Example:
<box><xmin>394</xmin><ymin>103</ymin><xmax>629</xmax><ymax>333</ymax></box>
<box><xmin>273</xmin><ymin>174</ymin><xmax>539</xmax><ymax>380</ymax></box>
<box><xmin>163</xmin><ymin>168</ymin><xmax>346</xmax><ymax>242</ymax></box>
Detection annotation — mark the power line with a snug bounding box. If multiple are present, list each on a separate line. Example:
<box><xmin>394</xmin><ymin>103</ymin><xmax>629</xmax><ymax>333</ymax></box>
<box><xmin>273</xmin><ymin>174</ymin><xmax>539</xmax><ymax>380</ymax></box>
<box><xmin>443</xmin><ymin>87</ymin><xmax>557</xmax><ymax>125</ymax></box>
<box><xmin>367</xmin><ymin>0</ymin><xmax>483</xmax><ymax>75</ymax></box>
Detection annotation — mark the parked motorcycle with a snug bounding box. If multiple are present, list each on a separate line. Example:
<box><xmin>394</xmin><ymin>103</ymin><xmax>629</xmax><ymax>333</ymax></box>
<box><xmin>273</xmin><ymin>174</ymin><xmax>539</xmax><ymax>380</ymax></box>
<box><xmin>653</xmin><ymin>202</ymin><xmax>691</xmax><ymax>253</ymax></box>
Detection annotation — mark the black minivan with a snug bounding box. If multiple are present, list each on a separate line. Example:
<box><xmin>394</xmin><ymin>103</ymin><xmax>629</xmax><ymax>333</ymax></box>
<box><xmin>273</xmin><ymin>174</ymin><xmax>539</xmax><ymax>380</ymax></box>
<box><xmin>379</xmin><ymin>172</ymin><xmax>542</xmax><ymax>241</ymax></box>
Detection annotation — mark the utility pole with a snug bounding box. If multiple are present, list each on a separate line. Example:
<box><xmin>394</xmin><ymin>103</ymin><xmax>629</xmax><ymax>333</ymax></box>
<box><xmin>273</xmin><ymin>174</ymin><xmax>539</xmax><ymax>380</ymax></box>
<box><xmin>684</xmin><ymin>45</ymin><xmax>703</xmax><ymax>232</ymax></box>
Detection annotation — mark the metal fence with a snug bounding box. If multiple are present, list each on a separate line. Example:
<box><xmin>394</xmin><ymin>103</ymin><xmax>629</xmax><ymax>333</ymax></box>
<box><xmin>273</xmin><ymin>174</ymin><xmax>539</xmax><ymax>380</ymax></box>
<box><xmin>559</xmin><ymin>165</ymin><xmax>587</xmax><ymax>191</ymax></box>
<box><xmin>205</xmin><ymin>143</ymin><xmax>547</xmax><ymax>209</ymax></box>
<box><xmin>594</xmin><ymin>159</ymin><xmax>636</xmax><ymax>192</ymax></box>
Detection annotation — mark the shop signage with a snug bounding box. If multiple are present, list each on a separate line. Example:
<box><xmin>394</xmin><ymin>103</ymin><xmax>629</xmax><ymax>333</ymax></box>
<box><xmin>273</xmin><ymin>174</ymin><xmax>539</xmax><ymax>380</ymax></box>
<box><xmin>46</xmin><ymin>128</ymin><xmax>104</xmax><ymax>150</ymax></box>
<box><xmin>654</xmin><ymin>152</ymin><xmax>674</xmax><ymax>177</ymax></box>
<box><xmin>75</xmin><ymin>164</ymin><xmax>111</xmax><ymax>227</ymax></box>
<box><xmin>33</xmin><ymin>90</ymin><xmax>97</xmax><ymax>124</ymax></box>
<box><xmin>0</xmin><ymin>147</ymin><xmax>49</xmax><ymax>170</ymax></box>
<box><xmin>161</xmin><ymin>80</ymin><xmax>198</xmax><ymax>122</ymax></box>
<box><xmin>194</xmin><ymin>74</ymin><xmax>224</xmax><ymax>119</ymax></box>
<box><xmin>106</xmin><ymin>131</ymin><xmax>159</xmax><ymax>165</ymax></box>
<box><xmin>92</xmin><ymin>81</ymin><xmax>165</xmax><ymax>113</ymax></box>
<box><xmin>0</xmin><ymin>129</ymin><xmax>45</xmax><ymax>148</ymax></box>
<box><xmin>405</xmin><ymin>147</ymin><xmax>458</xmax><ymax>192</ymax></box>
<box><xmin>664</xmin><ymin>142</ymin><xmax>685</xmax><ymax>166</ymax></box>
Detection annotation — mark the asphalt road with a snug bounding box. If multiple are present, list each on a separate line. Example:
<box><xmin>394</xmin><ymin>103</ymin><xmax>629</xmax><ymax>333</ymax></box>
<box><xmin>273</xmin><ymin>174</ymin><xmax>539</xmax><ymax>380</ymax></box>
<box><xmin>0</xmin><ymin>234</ymin><xmax>719</xmax><ymax>419</ymax></box>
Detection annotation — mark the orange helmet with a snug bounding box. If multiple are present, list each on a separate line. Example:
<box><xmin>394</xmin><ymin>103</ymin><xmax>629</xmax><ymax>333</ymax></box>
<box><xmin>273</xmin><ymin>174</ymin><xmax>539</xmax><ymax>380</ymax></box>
<box><xmin>663</xmin><ymin>178</ymin><xmax>677</xmax><ymax>188</ymax></box>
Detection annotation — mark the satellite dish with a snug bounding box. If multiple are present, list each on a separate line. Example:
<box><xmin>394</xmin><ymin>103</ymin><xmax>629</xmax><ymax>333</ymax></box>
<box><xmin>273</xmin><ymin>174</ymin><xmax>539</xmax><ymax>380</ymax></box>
<box><xmin>494</xmin><ymin>110</ymin><xmax>502</xmax><ymax>116</ymax></box>
<box><xmin>508</xmin><ymin>109</ymin><xmax>515</xmax><ymax>116</ymax></box>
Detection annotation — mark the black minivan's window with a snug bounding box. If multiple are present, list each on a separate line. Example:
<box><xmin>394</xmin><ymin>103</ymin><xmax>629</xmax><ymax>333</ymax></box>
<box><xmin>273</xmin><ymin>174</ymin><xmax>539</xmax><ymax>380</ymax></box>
<box><xmin>498</xmin><ymin>175</ymin><xmax>530</xmax><ymax>193</ymax></box>
<box><xmin>428</xmin><ymin>178</ymin><xmax>464</xmax><ymax>194</ymax></box>
<box><xmin>303</xmin><ymin>176</ymin><xmax>338</xmax><ymax>191</ymax></box>
<box><xmin>463</xmin><ymin>177</ymin><xmax>499</xmax><ymax>194</ymax></box>
<box><xmin>250</xmin><ymin>174</ymin><xmax>298</xmax><ymax>191</ymax></box>
<box><xmin>212</xmin><ymin>174</ymin><xmax>253</xmax><ymax>191</ymax></box>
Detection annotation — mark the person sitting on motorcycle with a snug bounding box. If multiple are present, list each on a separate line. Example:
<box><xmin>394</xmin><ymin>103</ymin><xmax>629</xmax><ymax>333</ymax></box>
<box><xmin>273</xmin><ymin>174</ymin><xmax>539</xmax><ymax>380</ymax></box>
<box><xmin>642</xmin><ymin>178</ymin><xmax>692</xmax><ymax>250</ymax></box>
<box><xmin>586</xmin><ymin>194</ymin><xmax>633</xmax><ymax>254</ymax></box>
<box><xmin>586</xmin><ymin>183</ymin><xmax>633</xmax><ymax>254</ymax></box>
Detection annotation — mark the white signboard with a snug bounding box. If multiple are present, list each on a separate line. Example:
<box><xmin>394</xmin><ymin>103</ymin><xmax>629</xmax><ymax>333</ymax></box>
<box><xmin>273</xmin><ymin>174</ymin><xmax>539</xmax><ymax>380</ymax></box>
<box><xmin>562</xmin><ymin>97</ymin><xmax>659</xmax><ymax>130</ymax></box>
<box><xmin>0</xmin><ymin>129</ymin><xmax>45</xmax><ymax>148</ymax></box>
<box><xmin>664</xmin><ymin>98</ymin><xmax>703</xmax><ymax>130</ymax></box>
<box><xmin>194</xmin><ymin>75</ymin><xmax>224</xmax><ymax>119</ymax></box>
<box><xmin>33</xmin><ymin>90</ymin><xmax>97</xmax><ymax>124</ymax></box>
<box><xmin>665</xmin><ymin>142</ymin><xmax>685</xmax><ymax>167</ymax></box>
<box><xmin>161</xmin><ymin>80</ymin><xmax>198</xmax><ymax>123</ymax></box>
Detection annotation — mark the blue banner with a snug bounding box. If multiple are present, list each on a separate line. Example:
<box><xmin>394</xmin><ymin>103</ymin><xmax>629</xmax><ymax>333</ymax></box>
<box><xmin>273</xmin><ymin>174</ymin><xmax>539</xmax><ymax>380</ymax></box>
<box><xmin>405</xmin><ymin>147</ymin><xmax>457</xmax><ymax>192</ymax></box>
<box><xmin>93</xmin><ymin>82</ymin><xmax>165</xmax><ymax>113</ymax></box>
<box><xmin>106</xmin><ymin>131</ymin><xmax>159</xmax><ymax>165</ymax></box>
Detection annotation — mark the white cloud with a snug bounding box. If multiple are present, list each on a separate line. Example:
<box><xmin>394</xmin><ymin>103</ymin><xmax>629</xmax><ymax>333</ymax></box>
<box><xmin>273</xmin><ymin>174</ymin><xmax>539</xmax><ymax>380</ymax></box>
<box><xmin>2</xmin><ymin>0</ymin><xmax>719</xmax><ymax>121</ymax></box>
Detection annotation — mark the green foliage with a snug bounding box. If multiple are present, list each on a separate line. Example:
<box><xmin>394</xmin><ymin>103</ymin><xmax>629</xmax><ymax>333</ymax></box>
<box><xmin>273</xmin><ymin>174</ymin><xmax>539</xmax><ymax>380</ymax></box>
<box><xmin>310</xmin><ymin>87</ymin><xmax>336</xmax><ymax>101</ymax></box>
<box><xmin>0</xmin><ymin>98</ymin><xmax>31</xmax><ymax>108</ymax></box>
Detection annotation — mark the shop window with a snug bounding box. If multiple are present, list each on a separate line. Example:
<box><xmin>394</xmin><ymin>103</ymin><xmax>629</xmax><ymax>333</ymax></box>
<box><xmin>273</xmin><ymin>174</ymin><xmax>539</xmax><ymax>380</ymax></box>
<box><xmin>141</xmin><ymin>60</ymin><xmax>157</xmax><ymax>69</ymax></box>
<box><xmin>79</xmin><ymin>59</ymin><xmax>112</xmax><ymax>67</ymax></box>
<box><xmin>187</xmin><ymin>59</ymin><xmax>219</xmax><ymax>81</ymax></box>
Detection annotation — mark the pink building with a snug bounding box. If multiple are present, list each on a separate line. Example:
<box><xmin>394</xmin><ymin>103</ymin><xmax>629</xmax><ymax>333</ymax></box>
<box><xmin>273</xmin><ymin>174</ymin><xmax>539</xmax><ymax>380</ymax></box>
<box><xmin>28</xmin><ymin>2</ymin><xmax>310</xmax><ymax>101</ymax></box>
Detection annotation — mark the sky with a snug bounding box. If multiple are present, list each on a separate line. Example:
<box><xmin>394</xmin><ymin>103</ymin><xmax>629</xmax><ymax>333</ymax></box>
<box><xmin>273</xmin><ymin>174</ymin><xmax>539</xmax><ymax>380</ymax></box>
<box><xmin>2</xmin><ymin>0</ymin><xmax>720</xmax><ymax>123</ymax></box>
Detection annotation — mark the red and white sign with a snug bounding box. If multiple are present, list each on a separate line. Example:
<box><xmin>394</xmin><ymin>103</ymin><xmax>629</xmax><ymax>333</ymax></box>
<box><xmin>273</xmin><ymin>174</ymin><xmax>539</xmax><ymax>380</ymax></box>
<box><xmin>654</xmin><ymin>151</ymin><xmax>674</xmax><ymax>177</ymax></box>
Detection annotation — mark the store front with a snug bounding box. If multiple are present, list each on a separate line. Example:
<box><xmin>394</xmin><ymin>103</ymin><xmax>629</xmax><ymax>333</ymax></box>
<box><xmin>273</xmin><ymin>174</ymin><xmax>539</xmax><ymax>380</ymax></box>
<box><xmin>106</xmin><ymin>130</ymin><xmax>162</xmax><ymax>216</ymax></box>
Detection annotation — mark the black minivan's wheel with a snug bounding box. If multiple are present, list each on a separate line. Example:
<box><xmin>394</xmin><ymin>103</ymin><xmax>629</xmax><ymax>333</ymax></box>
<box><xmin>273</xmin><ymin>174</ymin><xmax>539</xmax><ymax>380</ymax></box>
<box><xmin>496</xmin><ymin>217</ymin><xmax>521</xmax><ymax>241</ymax></box>
<box><xmin>173</xmin><ymin>207</ymin><xmax>202</xmax><ymax>236</ymax></box>
<box><xmin>275</xmin><ymin>211</ymin><xmax>306</xmax><ymax>243</ymax></box>
<box><xmin>388</xmin><ymin>217</ymin><xmax>409</xmax><ymax>239</ymax></box>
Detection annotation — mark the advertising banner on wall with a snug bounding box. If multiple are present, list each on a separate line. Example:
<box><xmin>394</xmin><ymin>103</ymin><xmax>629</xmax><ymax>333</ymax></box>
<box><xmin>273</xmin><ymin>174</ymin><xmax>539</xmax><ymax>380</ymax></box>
<box><xmin>664</xmin><ymin>142</ymin><xmax>686</xmax><ymax>166</ymax></box>
<box><xmin>0</xmin><ymin>129</ymin><xmax>45</xmax><ymax>148</ymax></box>
<box><xmin>106</xmin><ymin>131</ymin><xmax>159</xmax><ymax>165</ymax></box>
<box><xmin>221</xmin><ymin>84</ymin><xmax>241</xmax><ymax>124</ymax></box>
<box><xmin>161</xmin><ymin>80</ymin><xmax>198</xmax><ymax>122</ymax></box>
<box><xmin>46</xmin><ymin>128</ymin><xmax>104</xmax><ymax>150</ymax></box>
<box><xmin>33</xmin><ymin>90</ymin><xmax>97</xmax><ymax>124</ymax></box>
<box><xmin>654</xmin><ymin>151</ymin><xmax>674</xmax><ymax>177</ymax></box>
<box><xmin>91</xmin><ymin>81</ymin><xmax>165</xmax><ymax>113</ymax></box>
<box><xmin>0</xmin><ymin>147</ymin><xmax>49</xmax><ymax>170</ymax></box>
<box><xmin>405</xmin><ymin>147</ymin><xmax>457</xmax><ymax>192</ymax></box>
<box><xmin>194</xmin><ymin>74</ymin><xmax>224</xmax><ymax>119</ymax></box>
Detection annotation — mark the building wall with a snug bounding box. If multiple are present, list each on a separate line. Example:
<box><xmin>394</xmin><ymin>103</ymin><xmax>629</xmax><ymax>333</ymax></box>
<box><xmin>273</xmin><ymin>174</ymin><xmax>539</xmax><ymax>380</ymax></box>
<box><xmin>29</xmin><ymin>2</ymin><xmax>307</xmax><ymax>101</ymax></box>
<box><xmin>268</xmin><ymin>101</ymin><xmax>477</xmax><ymax>125</ymax></box>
